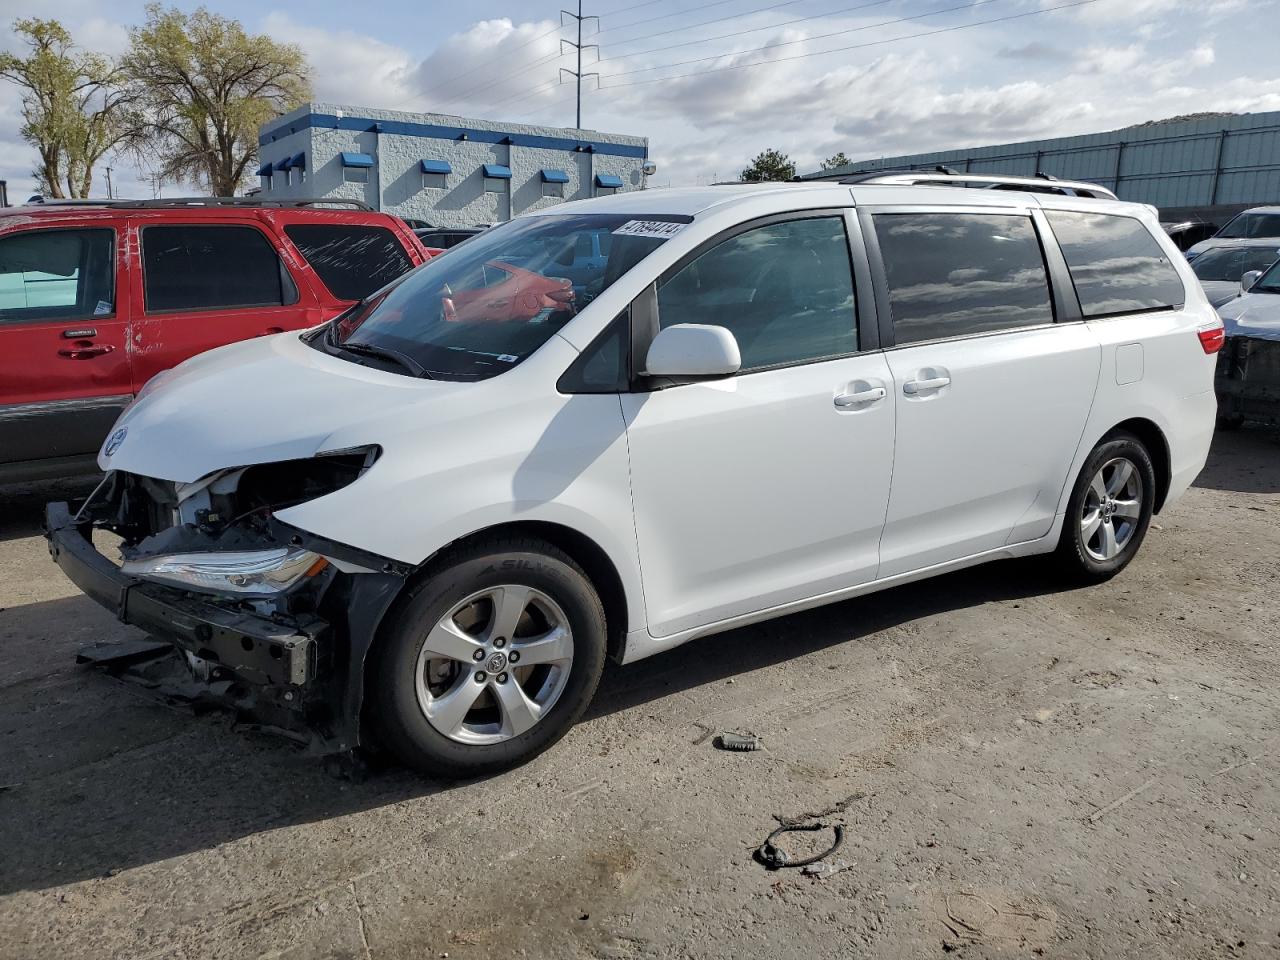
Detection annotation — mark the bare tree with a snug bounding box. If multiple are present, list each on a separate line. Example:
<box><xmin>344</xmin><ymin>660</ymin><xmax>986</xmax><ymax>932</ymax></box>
<box><xmin>122</xmin><ymin>4</ymin><xmax>310</xmax><ymax>196</ymax></box>
<box><xmin>0</xmin><ymin>18</ymin><xmax>133</xmax><ymax>198</ymax></box>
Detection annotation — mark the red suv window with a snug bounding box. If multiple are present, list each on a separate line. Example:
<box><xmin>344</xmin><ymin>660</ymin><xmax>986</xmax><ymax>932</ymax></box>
<box><xmin>142</xmin><ymin>224</ymin><xmax>295</xmax><ymax>313</ymax></box>
<box><xmin>284</xmin><ymin>224</ymin><xmax>413</xmax><ymax>301</ymax></box>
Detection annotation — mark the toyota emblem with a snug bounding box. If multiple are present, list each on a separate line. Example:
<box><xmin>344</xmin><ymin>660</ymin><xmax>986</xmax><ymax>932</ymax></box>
<box><xmin>104</xmin><ymin>427</ymin><xmax>127</xmax><ymax>457</ymax></box>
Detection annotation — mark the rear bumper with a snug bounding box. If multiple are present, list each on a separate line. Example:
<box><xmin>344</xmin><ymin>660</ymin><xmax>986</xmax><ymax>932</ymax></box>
<box><xmin>45</xmin><ymin>501</ymin><xmax>325</xmax><ymax>688</ymax></box>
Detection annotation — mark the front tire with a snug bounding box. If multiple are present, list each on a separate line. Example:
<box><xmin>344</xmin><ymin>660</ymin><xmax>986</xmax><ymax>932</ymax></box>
<box><xmin>371</xmin><ymin>537</ymin><xmax>607</xmax><ymax>777</ymax></box>
<box><xmin>1054</xmin><ymin>432</ymin><xmax>1156</xmax><ymax>583</ymax></box>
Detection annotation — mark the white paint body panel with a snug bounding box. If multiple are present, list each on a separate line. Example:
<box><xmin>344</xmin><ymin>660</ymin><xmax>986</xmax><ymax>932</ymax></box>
<box><xmin>878</xmin><ymin>323</ymin><xmax>1100</xmax><ymax>578</ymax></box>
<box><xmin>100</xmin><ymin>184</ymin><xmax>1219</xmax><ymax>669</ymax></box>
<box><xmin>621</xmin><ymin>354</ymin><xmax>894</xmax><ymax>638</ymax></box>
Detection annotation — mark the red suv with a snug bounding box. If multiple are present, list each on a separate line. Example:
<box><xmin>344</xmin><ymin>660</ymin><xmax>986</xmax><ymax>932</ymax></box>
<box><xmin>0</xmin><ymin>198</ymin><xmax>429</xmax><ymax>484</ymax></box>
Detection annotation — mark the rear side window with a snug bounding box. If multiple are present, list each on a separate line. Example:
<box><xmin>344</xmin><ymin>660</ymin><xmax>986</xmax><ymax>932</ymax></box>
<box><xmin>142</xmin><ymin>225</ymin><xmax>290</xmax><ymax>313</ymax></box>
<box><xmin>657</xmin><ymin>216</ymin><xmax>856</xmax><ymax>371</ymax></box>
<box><xmin>0</xmin><ymin>228</ymin><xmax>114</xmax><ymax>322</ymax></box>
<box><xmin>874</xmin><ymin>213</ymin><xmax>1053</xmax><ymax>345</ymax></box>
<box><xmin>284</xmin><ymin>224</ymin><xmax>413</xmax><ymax>301</ymax></box>
<box><xmin>1045</xmin><ymin>211</ymin><xmax>1185</xmax><ymax>317</ymax></box>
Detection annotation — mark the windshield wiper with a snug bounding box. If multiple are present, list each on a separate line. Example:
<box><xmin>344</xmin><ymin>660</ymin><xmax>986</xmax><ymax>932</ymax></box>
<box><xmin>338</xmin><ymin>340</ymin><xmax>432</xmax><ymax>378</ymax></box>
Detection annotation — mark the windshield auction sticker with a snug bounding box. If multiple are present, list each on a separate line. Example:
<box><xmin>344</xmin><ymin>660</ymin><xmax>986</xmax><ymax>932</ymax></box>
<box><xmin>612</xmin><ymin>220</ymin><xmax>686</xmax><ymax>240</ymax></box>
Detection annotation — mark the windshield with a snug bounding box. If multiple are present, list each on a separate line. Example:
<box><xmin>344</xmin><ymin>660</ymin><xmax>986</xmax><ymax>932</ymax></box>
<box><xmin>1217</xmin><ymin>212</ymin><xmax>1280</xmax><ymax>239</ymax></box>
<box><xmin>1192</xmin><ymin>246</ymin><xmax>1280</xmax><ymax>282</ymax></box>
<box><xmin>324</xmin><ymin>213</ymin><xmax>679</xmax><ymax>380</ymax></box>
<box><xmin>1253</xmin><ymin>257</ymin><xmax>1280</xmax><ymax>294</ymax></box>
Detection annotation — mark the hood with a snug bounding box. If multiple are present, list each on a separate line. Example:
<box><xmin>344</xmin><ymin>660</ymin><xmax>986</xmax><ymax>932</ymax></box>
<box><xmin>1186</xmin><ymin>238</ymin><xmax>1226</xmax><ymax>258</ymax></box>
<box><xmin>1199</xmin><ymin>279</ymin><xmax>1241</xmax><ymax>308</ymax></box>
<box><xmin>101</xmin><ymin>332</ymin><xmax>469</xmax><ymax>483</ymax></box>
<box><xmin>1217</xmin><ymin>292</ymin><xmax>1280</xmax><ymax>343</ymax></box>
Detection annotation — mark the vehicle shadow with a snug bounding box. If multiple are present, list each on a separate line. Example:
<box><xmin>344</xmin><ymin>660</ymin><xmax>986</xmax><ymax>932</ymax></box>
<box><xmin>1193</xmin><ymin>423</ymin><xmax>1280</xmax><ymax>494</ymax></box>
<box><xmin>0</xmin><ymin>475</ymin><xmax>101</xmax><ymax>543</ymax></box>
<box><xmin>0</xmin><ymin>559</ymin><xmax>1067</xmax><ymax>897</ymax></box>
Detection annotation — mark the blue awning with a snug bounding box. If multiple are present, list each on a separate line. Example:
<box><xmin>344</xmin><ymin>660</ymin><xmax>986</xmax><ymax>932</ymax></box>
<box><xmin>256</xmin><ymin>161</ymin><xmax>273</xmax><ymax>176</ymax></box>
<box><xmin>420</xmin><ymin>159</ymin><xmax>452</xmax><ymax>174</ymax></box>
<box><xmin>340</xmin><ymin>152</ymin><xmax>374</xmax><ymax>168</ymax></box>
<box><xmin>595</xmin><ymin>173</ymin><xmax>624</xmax><ymax>188</ymax></box>
<box><xmin>482</xmin><ymin>163</ymin><xmax>513</xmax><ymax>179</ymax></box>
<box><xmin>540</xmin><ymin>168</ymin><xmax>570</xmax><ymax>184</ymax></box>
<box><xmin>287</xmin><ymin>152</ymin><xmax>306</xmax><ymax>170</ymax></box>
<box><xmin>273</xmin><ymin>157</ymin><xmax>292</xmax><ymax>172</ymax></box>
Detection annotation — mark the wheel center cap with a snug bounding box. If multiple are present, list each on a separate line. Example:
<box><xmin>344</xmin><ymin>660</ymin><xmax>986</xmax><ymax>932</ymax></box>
<box><xmin>1101</xmin><ymin>499</ymin><xmax>1114</xmax><ymax>521</ymax></box>
<box><xmin>486</xmin><ymin>651</ymin><xmax>509</xmax><ymax>674</ymax></box>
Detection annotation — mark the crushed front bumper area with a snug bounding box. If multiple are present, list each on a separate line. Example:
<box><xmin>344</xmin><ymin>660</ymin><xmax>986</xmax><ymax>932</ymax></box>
<box><xmin>46</xmin><ymin>501</ymin><xmax>326</xmax><ymax>687</ymax></box>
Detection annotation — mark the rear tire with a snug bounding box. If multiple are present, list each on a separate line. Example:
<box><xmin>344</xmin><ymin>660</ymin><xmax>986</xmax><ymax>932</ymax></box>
<box><xmin>1054</xmin><ymin>432</ymin><xmax>1156</xmax><ymax>583</ymax></box>
<box><xmin>371</xmin><ymin>537</ymin><xmax>607</xmax><ymax>777</ymax></box>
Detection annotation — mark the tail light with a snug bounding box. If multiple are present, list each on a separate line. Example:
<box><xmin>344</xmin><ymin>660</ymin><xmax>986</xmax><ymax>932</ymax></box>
<box><xmin>1197</xmin><ymin>324</ymin><xmax>1225</xmax><ymax>354</ymax></box>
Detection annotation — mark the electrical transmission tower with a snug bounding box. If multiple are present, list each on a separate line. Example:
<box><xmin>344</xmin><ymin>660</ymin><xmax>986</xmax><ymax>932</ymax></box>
<box><xmin>560</xmin><ymin>0</ymin><xmax>599</xmax><ymax>129</ymax></box>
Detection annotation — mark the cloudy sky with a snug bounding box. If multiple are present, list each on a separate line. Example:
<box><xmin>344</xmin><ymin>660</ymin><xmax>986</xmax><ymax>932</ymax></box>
<box><xmin>0</xmin><ymin>0</ymin><xmax>1274</xmax><ymax>198</ymax></box>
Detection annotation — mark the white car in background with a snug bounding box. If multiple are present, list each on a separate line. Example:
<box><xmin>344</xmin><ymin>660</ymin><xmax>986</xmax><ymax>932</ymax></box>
<box><xmin>47</xmin><ymin>177</ymin><xmax>1222</xmax><ymax>777</ymax></box>
<box><xmin>1188</xmin><ymin>240</ymin><xmax>1280</xmax><ymax>307</ymax></box>
<box><xmin>1185</xmin><ymin>205</ymin><xmax>1280</xmax><ymax>261</ymax></box>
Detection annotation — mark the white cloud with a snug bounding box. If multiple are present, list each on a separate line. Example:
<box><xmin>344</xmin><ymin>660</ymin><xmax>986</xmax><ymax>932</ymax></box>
<box><xmin>261</xmin><ymin>12</ymin><xmax>415</xmax><ymax>110</ymax></box>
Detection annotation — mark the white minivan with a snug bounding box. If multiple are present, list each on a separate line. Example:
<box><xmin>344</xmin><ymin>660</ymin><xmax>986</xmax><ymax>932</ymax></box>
<box><xmin>48</xmin><ymin>177</ymin><xmax>1222</xmax><ymax>776</ymax></box>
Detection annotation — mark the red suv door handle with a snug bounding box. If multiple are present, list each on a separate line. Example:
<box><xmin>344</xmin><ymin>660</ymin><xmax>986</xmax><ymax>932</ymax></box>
<box><xmin>58</xmin><ymin>343</ymin><xmax>115</xmax><ymax>359</ymax></box>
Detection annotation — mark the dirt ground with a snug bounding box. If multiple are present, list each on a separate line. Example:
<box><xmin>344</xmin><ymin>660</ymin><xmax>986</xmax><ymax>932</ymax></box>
<box><xmin>1</xmin><ymin>427</ymin><xmax>1278</xmax><ymax>960</ymax></box>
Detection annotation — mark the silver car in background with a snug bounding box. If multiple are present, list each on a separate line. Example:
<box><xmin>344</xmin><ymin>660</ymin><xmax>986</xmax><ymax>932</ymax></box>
<box><xmin>1189</xmin><ymin>240</ymin><xmax>1280</xmax><ymax>307</ymax></box>
<box><xmin>1185</xmin><ymin>206</ymin><xmax>1280</xmax><ymax>261</ymax></box>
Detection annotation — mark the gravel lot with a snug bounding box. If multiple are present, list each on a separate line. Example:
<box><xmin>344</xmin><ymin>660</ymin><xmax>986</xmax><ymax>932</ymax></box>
<box><xmin>1</xmin><ymin>427</ymin><xmax>1278</xmax><ymax>960</ymax></box>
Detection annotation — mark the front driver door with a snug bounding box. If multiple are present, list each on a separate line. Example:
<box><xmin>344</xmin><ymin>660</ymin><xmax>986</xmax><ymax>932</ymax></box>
<box><xmin>621</xmin><ymin>212</ymin><xmax>896</xmax><ymax>639</ymax></box>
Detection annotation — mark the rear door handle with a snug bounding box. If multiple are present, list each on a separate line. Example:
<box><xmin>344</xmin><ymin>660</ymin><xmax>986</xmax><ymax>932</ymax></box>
<box><xmin>58</xmin><ymin>344</ymin><xmax>114</xmax><ymax>359</ymax></box>
<box><xmin>834</xmin><ymin>386</ymin><xmax>887</xmax><ymax>407</ymax></box>
<box><xmin>903</xmin><ymin>376</ymin><xmax>950</xmax><ymax>395</ymax></box>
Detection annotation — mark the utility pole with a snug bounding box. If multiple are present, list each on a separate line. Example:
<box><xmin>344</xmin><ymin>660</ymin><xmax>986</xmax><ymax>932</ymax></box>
<box><xmin>560</xmin><ymin>0</ymin><xmax>598</xmax><ymax>130</ymax></box>
<box><xmin>104</xmin><ymin>166</ymin><xmax>113</xmax><ymax>199</ymax></box>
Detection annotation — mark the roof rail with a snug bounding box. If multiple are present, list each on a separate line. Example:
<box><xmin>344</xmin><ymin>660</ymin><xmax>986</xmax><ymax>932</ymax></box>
<box><xmin>29</xmin><ymin>197</ymin><xmax>376</xmax><ymax>211</ymax></box>
<box><xmin>827</xmin><ymin>170</ymin><xmax>1118</xmax><ymax>200</ymax></box>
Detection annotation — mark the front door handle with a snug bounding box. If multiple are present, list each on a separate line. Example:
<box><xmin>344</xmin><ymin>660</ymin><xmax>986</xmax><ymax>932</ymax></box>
<box><xmin>58</xmin><ymin>343</ymin><xmax>114</xmax><ymax>359</ymax></box>
<box><xmin>834</xmin><ymin>386</ymin><xmax>887</xmax><ymax>407</ymax></box>
<box><xmin>903</xmin><ymin>376</ymin><xmax>950</xmax><ymax>395</ymax></box>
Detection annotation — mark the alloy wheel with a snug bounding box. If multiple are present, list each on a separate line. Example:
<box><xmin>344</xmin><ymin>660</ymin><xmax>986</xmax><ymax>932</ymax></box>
<box><xmin>414</xmin><ymin>585</ymin><xmax>574</xmax><ymax>745</ymax></box>
<box><xmin>1080</xmin><ymin>456</ymin><xmax>1144</xmax><ymax>562</ymax></box>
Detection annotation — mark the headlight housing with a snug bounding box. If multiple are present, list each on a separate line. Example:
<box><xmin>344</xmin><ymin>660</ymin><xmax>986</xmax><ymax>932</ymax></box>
<box><xmin>121</xmin><ymin>546</ymin><xmax>326</xmax><ymax>594</ymax></box>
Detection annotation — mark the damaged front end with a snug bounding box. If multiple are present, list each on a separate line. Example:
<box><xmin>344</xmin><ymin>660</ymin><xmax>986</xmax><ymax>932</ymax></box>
<box><xmin>45</xmin><ymin>448</ymin><xmax>410</xmax><ymax>759</ymax></box>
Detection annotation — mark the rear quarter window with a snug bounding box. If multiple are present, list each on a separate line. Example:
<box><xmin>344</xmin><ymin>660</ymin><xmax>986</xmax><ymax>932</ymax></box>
<box><xmin>285</xmin><ymin>224</ymin><xmax>413</xmax><ymax>302</ymax></box>
<box><xmin>1045</xmin><ymin>211</ymin><xmax>1185</xmax><ymax>317</ymax></box>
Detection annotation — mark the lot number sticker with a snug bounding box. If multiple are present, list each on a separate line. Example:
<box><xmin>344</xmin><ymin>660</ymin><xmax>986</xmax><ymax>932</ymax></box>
<box><xmin>612</xmin><ymin>220</ymin><xmax>686</xmax><ymax>240</ymax></box>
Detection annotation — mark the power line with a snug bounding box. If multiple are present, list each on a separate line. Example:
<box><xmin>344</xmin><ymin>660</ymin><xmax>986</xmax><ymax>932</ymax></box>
<box><xmin>602</xmin><ymin>0</ymin><xmax>1004</xmax><ymax>80</ymax></box>
<box><xmin>399</xmin><ymin>23</ymin><xmax>565</xmax><ymax>108</ymax></box>
<box><xmin>600</xmin><ymin>0</ymin><xmax>897</xmax><ymax>63</ymax></box>
<box><xmin>592</xmin><ymin>0</ymin><xmax>742</xmax><ymax>38</ymax></box>
<box><xmin>602</xmin><ymin>0</ymin><xmax>811</xmax><ymax>52</ymax></box>
<box><xmin>601</xmin><ymin>0</ymin><xmax>1100</xmax><ymax>88</ymax></box>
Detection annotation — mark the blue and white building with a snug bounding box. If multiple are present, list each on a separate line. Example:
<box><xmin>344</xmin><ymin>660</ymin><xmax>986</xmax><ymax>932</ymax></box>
<box><xmin>255</xmin><ymin>102</ymin><xmax>651</xmax><ymax>227</ymax></box>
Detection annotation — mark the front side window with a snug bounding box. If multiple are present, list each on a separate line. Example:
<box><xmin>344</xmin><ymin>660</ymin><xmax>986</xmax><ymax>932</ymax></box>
<box><xmin>326</xmin><ymin>213</ymin><xmax>677</xmax><ymax>381</ymax></box>
<box><xmin>874</xmin><ymin>213</ymin><xmax>1053</xmax><ymax>345</ymax></box>
<box><xmin>1248</xmin><ymin>256</ymin><xmax>1280</xmax><ymax>294</ymax></box>
<box><xmin>0</xmin><ymin>228</ymin><xmax>114</xmax><ymax>322</ymax></box>
<box><xmin>142</xmin><ymin>225</ymin><xmax>288</xmax><ymax>313</ymax></box>
<box><xmin>1046</xmin><ymin>210</ymin><xmax>1185</xmax><ymax>317</ymax></box>
<box><xmin>284</xmin><ymin>224</ymin><xmax>412</xmax><ymax>302</ymax></box>
<box><xmin>657</xmin><ymin>216</ymin><xmax>856</xmax><ymax>371</ymax></box>
<box><xmin>1217</xmin><ymin>212</ymin><xmax>1280</xmax><ymax>239</ymax></box>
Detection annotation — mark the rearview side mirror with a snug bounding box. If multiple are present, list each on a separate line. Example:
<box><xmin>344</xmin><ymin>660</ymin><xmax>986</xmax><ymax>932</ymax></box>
<box><xmin>644</xmin><ymin>324</ymin><xmax>741</xmax><ymax>379</ymax></box>
<box><xmin>1241</xmin><ymin>270</ymin><xmax>1263</xmax><ymax>293</ymax></box>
